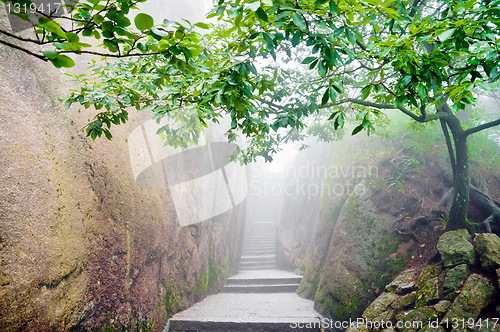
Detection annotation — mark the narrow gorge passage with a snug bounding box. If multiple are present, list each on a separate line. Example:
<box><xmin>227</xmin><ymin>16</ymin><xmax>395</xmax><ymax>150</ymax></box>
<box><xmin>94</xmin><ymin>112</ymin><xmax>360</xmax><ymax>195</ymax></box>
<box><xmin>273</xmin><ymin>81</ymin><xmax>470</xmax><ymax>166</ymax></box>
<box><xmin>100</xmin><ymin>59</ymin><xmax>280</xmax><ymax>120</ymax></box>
<box><xmin>168</xmin><ymin>221</ymin><xmax>321</xmax><ymax>332</ymax></box>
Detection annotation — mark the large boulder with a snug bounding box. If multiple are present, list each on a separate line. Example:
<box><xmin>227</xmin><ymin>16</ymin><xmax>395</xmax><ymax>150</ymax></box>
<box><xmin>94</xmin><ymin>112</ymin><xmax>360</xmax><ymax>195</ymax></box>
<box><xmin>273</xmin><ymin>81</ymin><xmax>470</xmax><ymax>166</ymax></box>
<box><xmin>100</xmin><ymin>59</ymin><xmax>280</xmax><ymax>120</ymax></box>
<box><xmin>443</xmin><ymin>274</ymin><xmax>497</xmax><ymax>324</ymax></box>
<box><xmin>415</xmin><ymin>277</ymin><xmax>440</xmax><ymax>307</ymax></box>
<box><xmin>313</xmin><ymin>185</ymin><xmax>407</xmax><ymax>320</ymax></box>
<box><xmin>437</xmin><ymin>230</ymin><xmax>477</xmax><ymax>267</ymax></box>
<box><xmin>385</xmin><ymin>269</ymin><xmax>418</xmax><ymax>295</ymax></box>
<box><xmin>473</xmin><ymin>233</ymin><xmax>500</xmax><ymax>272</ymax></box>
<box><xmin>362</xmin><ymin>292</ymin><xmax>398</xmax><ymax>320</ymax></box>
<box><xmin>442</xmin><ymin>264</ymin><xmax>470</xmax><ymax>292</ymax></box>
<box><xmin>395</xmin><ymin>307</ymin><xmax>436</xmax><ymax>332</ymax></box>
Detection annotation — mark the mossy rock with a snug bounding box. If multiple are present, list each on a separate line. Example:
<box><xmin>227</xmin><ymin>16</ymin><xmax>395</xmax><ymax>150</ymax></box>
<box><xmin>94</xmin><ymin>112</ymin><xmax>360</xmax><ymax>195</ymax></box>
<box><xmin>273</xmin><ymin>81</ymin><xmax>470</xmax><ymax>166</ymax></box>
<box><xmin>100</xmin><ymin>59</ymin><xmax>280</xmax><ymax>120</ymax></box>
<box><xmin>443</xmin><ymin>274</ymin><xmax>497</xmax><ymax>323</ymax></box>
<box><xmin>373</xmin><ymin>310</ymin><xmax>395</xmax><ymax>324</ymax></box>
<box><xmin>418</xmin><ymin>326</ymin><xmax>446</xmax><ymax>332</ymax></box>
<box><xmin>473</xmin><ymin>233</ymin><xmax>500</xmax><ymax>272</ymax></box>
<box><xmin>314</xmin><ymin>270</ymin><xmax>367</xmax><ymax>320</ymax></box>
<box><xmin>416</xmin><ymin>266</ymin><xmax>442</xmax><ymax>288</ymax></box>
<box><xmin>392</xmin><ymin>292</ymin><xmax>417</xmax><ymax>310</ymax></box>
<box><xmin>442</xmin><ymin>264</ymin><xmax>470</xmax><ymax>292</ymax></box>
<box><xmin>433</xmin><ymin>300</ymin><xmax>451</xmax><ymax>313</ymax></box>
<box><xmin>385</xmin><ymin>269</ymin><xmax>418</xmax><ymax>295</ymax></box>
<box><xmin>362</xmin><ymin>292</ymin><xmax>398</xmax><ymax>320</ymax></box>
<box><xmin>415</xmin><ymin>277</ymin><xmax>440</xmax><ymax>307</ymax></box>
<box><xmin>346</xmin><ymin>324</ymin><xmax>370</xmax><ymax>332</ymax></box>
<box><xmin>313</xmin><ymin>186</ymin><xmax>407</xmax><ymax>321</ymax></box>
<box><xmin>437</xmin><ymin>230</ymin><xmax>477</xmax><ymax>267</ymax></box>
<box><xmin>395</xmin><ymin>307</ymin><xmax>437</xmax><ymax>332</ymax></box>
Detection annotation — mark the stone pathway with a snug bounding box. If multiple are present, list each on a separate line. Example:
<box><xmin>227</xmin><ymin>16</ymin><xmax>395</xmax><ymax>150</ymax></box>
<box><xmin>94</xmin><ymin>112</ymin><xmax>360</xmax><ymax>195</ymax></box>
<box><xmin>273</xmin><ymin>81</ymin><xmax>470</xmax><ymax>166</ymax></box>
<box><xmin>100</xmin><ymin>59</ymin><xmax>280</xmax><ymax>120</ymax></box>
<box><xmin>168</xmin><ymin>221</ymin><xmax>321</xmax><ymax>331</ymax></box>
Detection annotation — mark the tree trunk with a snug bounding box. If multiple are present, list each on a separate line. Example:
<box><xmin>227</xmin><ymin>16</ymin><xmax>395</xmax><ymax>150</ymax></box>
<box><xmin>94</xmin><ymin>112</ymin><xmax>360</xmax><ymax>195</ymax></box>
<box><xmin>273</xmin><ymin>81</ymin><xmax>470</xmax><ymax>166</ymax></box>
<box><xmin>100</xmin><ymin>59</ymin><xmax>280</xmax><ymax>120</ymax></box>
<box><xmin>446</xmin><ymin>124</ymin><xmax>470</xmax><ymax>230</ymax></box>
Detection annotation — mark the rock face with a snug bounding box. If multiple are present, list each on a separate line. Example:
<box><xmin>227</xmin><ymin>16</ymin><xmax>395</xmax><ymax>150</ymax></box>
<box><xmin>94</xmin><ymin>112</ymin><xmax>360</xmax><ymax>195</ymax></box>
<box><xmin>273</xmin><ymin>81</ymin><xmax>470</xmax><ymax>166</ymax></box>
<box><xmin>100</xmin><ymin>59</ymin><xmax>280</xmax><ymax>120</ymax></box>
<box><xmin>474</xmin><ymin>233</ymin><xmax>500</xmax><ymax>272</ymax></box>
<box><xmin>276</xmin><ymin>131</ymin><xmax>468</xmax><ymax>323</ymax></box>
<box><xmin>0</xmin><ymin>38</ymin><xmax>245</xmax><ymax>330</ymax></box>
<box><xmin>443</xmin><ymin>274</ymin><xmax>496</xmax><ymax>323</ymax></box>
<box><xmin>442</xmin><ymin>264</ymin><xmax>470</xmax><ymax>291</ymax></box>
<box><xmin>437</xmin><ymin>229</ymin><xmax>477</xmax><ymax>267</ymax></box>
<box><xmin>348</xmin><ymin>230</ymin><xmax>500</xmax><ymax>332</ymax></box>
<box><xmin>313</xmin><ymin>185</ymin><xmax>407</xmax><ymax>320</ymax></box>
<box><xmin>385</xmin><ymin>269</ymin><xmax>418</xmax><ymax>295</ymax></box>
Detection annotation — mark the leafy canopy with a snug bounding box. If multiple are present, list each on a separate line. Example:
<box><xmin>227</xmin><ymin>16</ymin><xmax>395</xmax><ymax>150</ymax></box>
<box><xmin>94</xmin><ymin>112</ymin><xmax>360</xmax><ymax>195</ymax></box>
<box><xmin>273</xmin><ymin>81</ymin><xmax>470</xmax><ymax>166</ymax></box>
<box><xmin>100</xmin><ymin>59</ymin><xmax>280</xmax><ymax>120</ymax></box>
<box><xmin>2</xmin><ymin>0</ymin><xmax>499</xmax><ymax>162</ymax></box>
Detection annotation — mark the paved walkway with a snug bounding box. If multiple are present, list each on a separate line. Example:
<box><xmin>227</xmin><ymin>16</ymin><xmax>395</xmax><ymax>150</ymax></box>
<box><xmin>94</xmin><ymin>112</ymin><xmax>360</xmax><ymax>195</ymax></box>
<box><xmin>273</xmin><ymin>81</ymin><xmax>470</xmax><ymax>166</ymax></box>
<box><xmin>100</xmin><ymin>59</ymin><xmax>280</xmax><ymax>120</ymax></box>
<box><xmin>168</xmin><ymin>222</ymin><xmax>321</xmax><ymax>331</ymax></box>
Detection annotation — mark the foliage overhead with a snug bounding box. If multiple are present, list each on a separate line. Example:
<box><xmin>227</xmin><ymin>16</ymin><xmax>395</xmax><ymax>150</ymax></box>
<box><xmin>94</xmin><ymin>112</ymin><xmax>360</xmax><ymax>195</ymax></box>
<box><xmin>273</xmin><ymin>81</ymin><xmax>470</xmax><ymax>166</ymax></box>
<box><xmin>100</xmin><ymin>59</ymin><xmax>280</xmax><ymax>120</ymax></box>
<box><xmin>1</xmin><ymin>0</ymin><xmax>499</xmax><ymax>163</ymax></box>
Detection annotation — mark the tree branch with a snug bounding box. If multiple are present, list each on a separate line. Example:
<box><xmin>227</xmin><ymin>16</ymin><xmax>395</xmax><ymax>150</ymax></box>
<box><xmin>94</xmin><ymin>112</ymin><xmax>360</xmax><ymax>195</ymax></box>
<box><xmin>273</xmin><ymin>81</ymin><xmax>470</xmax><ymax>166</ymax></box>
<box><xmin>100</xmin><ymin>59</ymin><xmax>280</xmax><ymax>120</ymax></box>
<box><xmin>0</xmin><ymin>28</ymin><xmax>52</xmax><ymax>44</ymax></box>
<box><xmin>440</xmin><ymin>118</ymin><xmax>456</xmax><ymax>179</ymax></box>
<box><xmin>328</xmin><ymin>98</ymin><xmax>448</xmax><ymax>122</ymax></box>
<box><xmin>0</xmin><ymin>39</ymin><xmax>47</xmax><ymax>61</ymax></box>
<box><xmin>463</xmin><ymin>118</ymin><xmax>500</xmax><ymax>137</ymax></box>
<box><xmin>58</xmin><ymin>49</ymin><xmax>162</xmax><ymax>58</ymax></box>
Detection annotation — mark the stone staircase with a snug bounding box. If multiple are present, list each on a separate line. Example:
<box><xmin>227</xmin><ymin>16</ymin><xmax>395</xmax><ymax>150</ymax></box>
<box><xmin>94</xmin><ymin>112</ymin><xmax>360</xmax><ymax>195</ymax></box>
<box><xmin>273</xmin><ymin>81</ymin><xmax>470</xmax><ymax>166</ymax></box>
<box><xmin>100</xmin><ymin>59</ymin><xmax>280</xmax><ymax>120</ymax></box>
<box><xmin>222</xmin><ymin>221</ymin><xmax>302</xmax><ymax>293</ymax></box>
<box><xmin>167</xmin><ymin>221</ymin><xmax>320</xmax><ymax>332</ymax></box>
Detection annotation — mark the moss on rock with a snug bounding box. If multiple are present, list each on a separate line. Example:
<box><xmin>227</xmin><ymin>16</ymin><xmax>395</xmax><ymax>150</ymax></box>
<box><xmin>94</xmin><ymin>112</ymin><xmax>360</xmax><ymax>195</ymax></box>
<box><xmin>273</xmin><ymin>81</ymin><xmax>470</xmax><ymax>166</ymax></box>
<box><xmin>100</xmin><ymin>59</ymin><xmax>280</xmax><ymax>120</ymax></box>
<box><xmin>473</xmin><ymin>233</ymin><xmax>500</xmax><ymax>272</ymax></box>
<box><xmin>437</xmin><ymin>230</ymin><xmax>477</xmax><ymax>267</ymax></box>
<box><xmin>415</xmin><ymin>277</ymin><xmax>440</xmax><ymax>307</ymax></box>
<box><xmin>443</xmin><ymin>274</ymin><xmax>497</xmax><ymax>324</ymax></box>
<box><xmin>385</xmin><ymin>269</ymin><xmax>418</xmax><ymax>295</ymax></box>
<box><xmin>395</xmin><ymin>307</ymin><xmax>436</xmax><ymax>332</ymax></box>
<box><xmin>392</xmin><ymin>292</ymin><xmax>417</xmax><ymax>310</ymax></box>
<box><xmin>363</xmin><ymin>292</ymin><xmax>398</xmax><ymax>320</ymax></box>
<box><xmin>442</xmin><ymin>264</ymin><xmax>470</xmax><ymax>292</ymax></box>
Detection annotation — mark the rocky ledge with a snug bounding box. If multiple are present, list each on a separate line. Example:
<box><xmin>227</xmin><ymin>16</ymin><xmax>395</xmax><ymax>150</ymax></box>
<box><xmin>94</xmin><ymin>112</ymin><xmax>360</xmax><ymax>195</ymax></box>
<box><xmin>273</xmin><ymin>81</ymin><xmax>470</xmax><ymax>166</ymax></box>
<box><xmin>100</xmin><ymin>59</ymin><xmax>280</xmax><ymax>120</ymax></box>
<box><xmin>347</xmin><ymin>230</ymin><xmax>500</xmax><ymax>332</ymax></box>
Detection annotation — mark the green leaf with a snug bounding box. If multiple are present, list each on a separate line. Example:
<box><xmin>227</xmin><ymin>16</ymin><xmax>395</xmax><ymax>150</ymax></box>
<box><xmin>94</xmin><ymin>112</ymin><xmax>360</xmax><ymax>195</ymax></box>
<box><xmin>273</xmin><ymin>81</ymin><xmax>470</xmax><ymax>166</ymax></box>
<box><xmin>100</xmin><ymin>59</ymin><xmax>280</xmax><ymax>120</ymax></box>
<box><xmin>66</xmin><ymin>32</ymin><xmax>79</xmax><ymax>43</ymax></box>
<box><xmin>57</xmin><ymin>55</ymin><xmax>75</xmax><ymax>68</ymax></box>
<box><xmin>318</xmin><ymin>60</ymin><xmax>327</xmax><ymax>77</ymax></box>
<box><xmin>43</xmin><ymin>50</ymin><xmax>59</xmax><ymax>60</ymax></box>
<box><xmin>134</xmin><ymin>13</ymin><xmax>154</xmax><ymax>31</ymax></box>
<box><xmin>194</xmin><ymin>22</ymin><xmax>211</xmax><ymax>29</ymax></box>
<box><xmin>301</xmin><ymin>56</ymin><xmax>316</xmax><ymax>64</ymax></box>
<box><xmin>94</xmin><ymin>14</ymin><xmax>104</xmax><ymax>24</ymax></box>
<box><xmin>108</xmin><ymin>12</ymin><xmax>131</xmax><ymax>27</ymax></box>
<box><xmin>321</xmin><ymin>88</ymin><xmax>330</xmax><ymax>105</ymax></box>
<box><xmin>417</xmin><ymin>85</ymin><xmax>427</xmax><ymax>98</ymax></box>
<box><xmin>401</xmin><ymin>75</ymin><xmax>412</xmax><ymax>86</ymax></box>
<box><xmin>291</xmin><ymin>30</ymin><xmax>301</xmax><ymax>46</ymax></box>
<box><xmin>352</xmin><ymin>123</ymin><xmax>364</xmax><ymax>135</ymax></box>
<box><xmin>328</xmin><ymin>86</ymin><xmax>337</xmax><ymax>103</ymax></box>
<box><xmin>255</xmin><ymin>7</ymin><xmax>268</xmax><ymax>21</ymax></box>
<box><xmin>438</xmin><ymin>28</ymin><xmax>455</xmax><ymax>42</ymax></box>
<box><xmin>329</xmin><ymin>0</ymin><xmax>339</xmax><ymax>14</ymax></box>
<box><xmin>292</xmin><ymin>13</ymin><xmax>307</xmax><ymax>30</ymax></box>
<box><xmin>38</xmin><ymin>17</ymin><xmax>66</xmax><ymax>38</ymax></box>
<box><xmin>360</xmin><ymin>85</ymin><xmax>372</xmax><ymax>100</ymax></box>
<box><xmin>334</xmin><ymin>112</ymin><xmax>344</xmax><ymax>129</ymax></box>
<box><xmin>104</xmin><ymin>129</ymin><xmax>113</xmax><ymax>140</ymax></box>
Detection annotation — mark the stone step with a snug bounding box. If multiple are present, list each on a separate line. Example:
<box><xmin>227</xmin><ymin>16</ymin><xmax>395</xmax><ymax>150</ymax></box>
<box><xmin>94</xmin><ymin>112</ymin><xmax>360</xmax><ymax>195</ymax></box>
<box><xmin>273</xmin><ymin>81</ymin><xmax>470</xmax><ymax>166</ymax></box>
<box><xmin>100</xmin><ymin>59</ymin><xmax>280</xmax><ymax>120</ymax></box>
<box><xmin>243</xmin><ymin>241</ymin><xmax>276</xmax><ymax>245</ymax></box>
<box><xmin>239</xmin><ymin>261</ymin><xmax>277</xmax><ymax>268</ymax></box>
<box><xmin>226</xmin><ymin>277</ymin><xmax>302</xmax><ymax>286</ymax></box>
<box><xmin>245</xmin><ymin>232</ymin><xmax>277</xmax><ymax>236</ymax></box>
<box><xmin>244</xmin><ymin>237</ymin><xmax>276</xmax><ymax>242</ymax></box>
<box><xmin>241</xmin><ymin>250</ymin><xmax>276</xmax><ymax>256</ymax></box>
<box><xmin>240</xmin><ymin>256</ymin><xmax>276</xmax><ymax>260</ymax></box>
<box><xmin>221</xmin><ymin>284</ymin><xmax>299</xmax><ymax>293</ymax></box>
<box><xmin>242</xmin><ymin>243</ymin><xmax>275</xmax><ymax>248</ymax></box>
<box><xmin>167</xmin><ymin>292</ymin><xmax>321</xmax><ymax>332</ymax></box>
<box><xmin>240</xmin><ymin>255</ymin><xmax>276</xmax><ymax>261</ymax></box>
<box><xmin>239</xmin><ymin>264</ymin><xmax>277</xmax><ymax>270</ymax></box>
<box><xmin>169</xmin><ymin>320</ymin><xmax>320</xmax><ymax>332</ymax></box>
<box><xmin>242</xmin><ymin>248</ymin><xmax>275</xmax><ymax>253</ymax></box>
<box><xmin>242</xmin><ymin>246</ymin><xmax>275</xmax><ymax>250</ymax></box>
